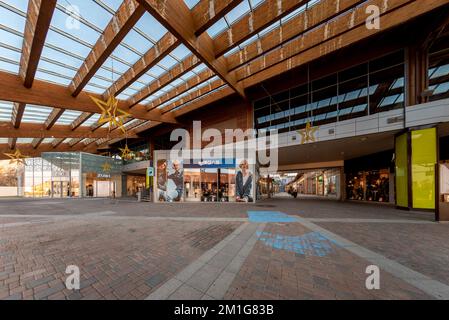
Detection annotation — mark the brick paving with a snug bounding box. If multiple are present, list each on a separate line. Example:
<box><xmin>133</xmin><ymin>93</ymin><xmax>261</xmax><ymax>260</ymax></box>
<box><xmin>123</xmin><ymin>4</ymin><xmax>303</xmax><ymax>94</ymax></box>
<box><xmin>0</xmin><ymin>216</ymin><xmax>240</xmax><ymax>300</ymax></box>
<box><xmin>224</xmin><ymin>223</ymin><xmax>432</xmax><ymax>300</ymax></box>
<box><xmin>0</xmin><ymin>197</ymin><xmax>448</xmax><ymax>300</ymax></box>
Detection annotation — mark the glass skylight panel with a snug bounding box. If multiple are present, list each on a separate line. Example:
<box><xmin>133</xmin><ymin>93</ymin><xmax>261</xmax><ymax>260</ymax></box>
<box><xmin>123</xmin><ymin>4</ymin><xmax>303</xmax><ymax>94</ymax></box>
<box><xmin>249</xmin><ymin>0</ymin><xmax>265</xmax><ymax>8</ymax></box>
<box><xmin>0</xmin><ymin>101</ymin><xmax>13</xmax><ymax>122</ymax></box>
<box><xmin>183</xmin><ymin>0</ymin><xmax>200</xmax><ymax>9</ymax></box>
<box><xmin>434</xmin><ymin>82</ymin><xmax>449</xmax><ymax>95</ymax></box>
<box><xmin>144</xmin><ymin>65</ymin><xmax>166</xmax><ymax>79</ymax></box>
<box><xmin>135</xmin><ymin>12</ymin><xmax>167</xmax><ymax>42</ymax></box>
<box><xmin>82</xmin><ymin>114</ymin><xmax>100</xmax><ymax>127</ymax></box>
<box><xmin>226</xmin><ymin>1</ymin><xmax>250</xmax><ymax>25</ymax></box>
<box><xmin>22</xmin><ymin>105</ymin><xmax>53</xmax><ymax>123</ymax></box>
<box><xmin>84</xmin><ymin>84</ymin><xmax>107</xmax><ymax>94</ymax></box>
<box><xmin>51</xmin><ymin>4</ymin><xmax>100</xmax><ymax>45</ymax></box>
<box><xmin>42</xmin><ymin>138</ymin><xmax>55</xmax><ymax>144</ymax></box>
<box><xmin>206</xmin><ymin>18</ymin><xmax>227</xmax><ymax>38</ymax></box>
<box><xmin>191</xmin><ymin>64</ymin><xmax>207</xmax><ymax>74</ymax></box>
<box><xmin>0</xmin><ymin>25</ymin><xmax>23</xmax><ymax>51</ymax></box>
<box><xmin>17</xmin><ymin>138</ymin><xmax>34</xmax><ymax>144</ymax></box>
<box><xmin>55</xmin><ymin>110</ymin><xmax>83</xmax><ymax>125</ymax></box>
<box><xmin>0</xmin><ymin>1</ymin><xmax>26</xmax><ymax>32</ymax></box>
<box><xmin>158</xmin><ymin>54</ymin><xmax>179</xmax><ymax>70</ymax></box>
<box><xmin>62</xmin><ymin>0</ymin><xmax>113</xmax><ymax>30</ymax></box>
<box><xmin>430</xmin><ymin>64</ymin><xmax>449</xmax><ymax>79</ymax></box>
<box><xmin>34</xmin><ymin>70</ymin><xmax>71</xmax><ymax>86</ymax></box>
<box><xmin>171</xmin><ymin>44</ymin><xmax>192</xmax><ymax>61</ymax></box>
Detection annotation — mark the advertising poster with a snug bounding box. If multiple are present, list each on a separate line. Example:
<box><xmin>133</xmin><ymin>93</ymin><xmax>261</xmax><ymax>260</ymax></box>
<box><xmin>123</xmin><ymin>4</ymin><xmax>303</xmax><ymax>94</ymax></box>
<box><xmin>235</xmin><ymin>159</ymin><xmax>254</xmax><ymax>202</ymax></box>
<box><xmin>166</xmin><ymin>160</ymin><xmax>184</xmax><ymax>202</ymax></box>
<box><xmin>156</xmin><ymin>160</ymin><xmax>167</xmax><ymax>202</ymax></box>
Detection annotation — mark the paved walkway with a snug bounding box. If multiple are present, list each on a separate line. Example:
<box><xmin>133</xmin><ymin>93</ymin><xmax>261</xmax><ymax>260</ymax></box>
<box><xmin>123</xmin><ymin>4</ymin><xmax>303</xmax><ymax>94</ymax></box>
<box><xmin>0</xmin><ymin>197</ymin><xmax>447</xmax><ymax>300</ymax></box>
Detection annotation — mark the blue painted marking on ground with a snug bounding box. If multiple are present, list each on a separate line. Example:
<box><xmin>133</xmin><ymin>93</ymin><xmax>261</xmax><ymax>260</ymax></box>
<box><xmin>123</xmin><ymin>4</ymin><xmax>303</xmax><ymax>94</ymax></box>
<box><xmin>247</xmin><ymin>211</ymin><xmax>299</xmax><ymax>223</ymax></box>
<box><xmin>256</xmin><ymin>231</ymin><xmax>339</xmax><ymax>257</ymax></box>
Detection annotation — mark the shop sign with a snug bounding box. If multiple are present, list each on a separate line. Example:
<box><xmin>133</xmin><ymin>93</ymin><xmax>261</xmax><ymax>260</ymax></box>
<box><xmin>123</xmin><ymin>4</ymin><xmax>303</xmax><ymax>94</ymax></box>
<box><xmin>98</xmin><ymin>173</ymin><xmax>111</xmax><ymax>178</ymax></box>
<box><xmin>185</xmin><ymin>158</ymin><xmax>236</xmax><ymax>169</ymax></box>
<box><xmin>147</xmin><ymin>167</ymin><xmax>154</xmax><ymax>177</ymax></box>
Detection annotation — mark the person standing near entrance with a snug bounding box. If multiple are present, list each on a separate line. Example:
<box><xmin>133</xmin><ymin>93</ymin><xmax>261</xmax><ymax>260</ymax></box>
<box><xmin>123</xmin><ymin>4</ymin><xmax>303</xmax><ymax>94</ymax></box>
<box><xmin>236</xmin><ymin>160</ymin><xmax>253</xmax><ymax>202</ymax></box>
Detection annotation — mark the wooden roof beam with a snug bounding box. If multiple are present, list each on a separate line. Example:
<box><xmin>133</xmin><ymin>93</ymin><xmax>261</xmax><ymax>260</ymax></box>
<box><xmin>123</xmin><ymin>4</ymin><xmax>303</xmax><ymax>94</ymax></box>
<box><xmin>0</xmin><ymin>143</ymin><xmax>98</xmax><ymax>159</ymax></box>
<box><xmin>71</xmin><ymin>112</ymin><xmax>93</xmax><ymax>130</ymax></box>
<box><xmin>11</xmin><ymin>102</ymin><xmax>26</xmax><ymax>129</ymax></box>
<box><xmin>31</xmin><ymin>138</ymin><xmax>43</xmax><ymax>149</ymax></box>
<box><xmin>8</xmin><ymin>138</ymin><xmax>17</xmax><ymax>150</ymax></box>
<box><xmin>0</xmin><ymin>72</ymin><xmax>178</xmax><ymax>124</ymax></box>
<box><xmin>20</xmin><ymin>0</ymin><xmax>57</xmax><ymax>88</ymax></box>
<box><xmin>44</xmin><ymin>108</ymin><xmax>64</xmax><ymax>130</ymax></box>
<box><xmin>69</xmin><ymin>0</ymin><xmax>146</xmax><ymax>97</ymax></box>
<box><xmin>0</xmin><ymin>122</ymin><xmax>139</xmax><ymax>139</ymax></box>
<box><xmin>136</xmin><ymin>0</ymin><xmax>245</xmax><ymax>97</ymax></box>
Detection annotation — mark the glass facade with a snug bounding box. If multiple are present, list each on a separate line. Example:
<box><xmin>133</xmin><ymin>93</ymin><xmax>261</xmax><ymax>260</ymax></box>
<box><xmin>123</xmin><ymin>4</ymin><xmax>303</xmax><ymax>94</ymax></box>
<box><xmin>429</xmin><ymin>32</ymin><xmax>449</xmax><ymax>102</ymax></box>
<box><xmin>346</xmin><ymin>169</ymin><xmax>390</xmax><ymax>203</ymax></box>
<box><xmin>286</xmin><ymin>169</ymin><xmax>341</xmax><ymax>199</ymax></box>
<box><xmin>7</xmin><ymin>152</ymin><xmax>123</xmax><ymax>198</ymax></box>
<box><xmin>254</xmin><ymin>51</ymin><xmax>405</xmax><ymax>134</ymax></box>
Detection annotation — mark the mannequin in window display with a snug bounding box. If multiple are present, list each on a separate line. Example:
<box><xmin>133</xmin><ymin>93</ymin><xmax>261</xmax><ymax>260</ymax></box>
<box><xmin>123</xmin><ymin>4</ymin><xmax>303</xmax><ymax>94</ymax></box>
<box><xmin>236</xmin><ymin>160</ymin><xmax>253</xmax><ymax>202</ymax></box>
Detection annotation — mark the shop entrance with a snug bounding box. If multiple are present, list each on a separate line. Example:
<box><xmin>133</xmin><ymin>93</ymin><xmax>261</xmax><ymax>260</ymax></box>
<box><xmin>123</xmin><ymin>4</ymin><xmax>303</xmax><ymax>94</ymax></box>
<box><xmin>51</xmin><ymin>181</ymin><xmax>71</xmax><ymax>198</ymax></box>
<box><xmin>184</xmin><ymin>168</ymin><xmax>236</xmax><ymax>202</ymax></box>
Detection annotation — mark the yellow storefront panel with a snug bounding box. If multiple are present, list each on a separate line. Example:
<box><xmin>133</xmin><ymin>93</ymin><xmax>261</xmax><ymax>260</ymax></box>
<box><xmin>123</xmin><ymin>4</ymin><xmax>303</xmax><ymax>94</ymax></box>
<box><xmin>411</xmin><ymin>128</ymin><xmax>437</xmax><ymax>209</ymax></box>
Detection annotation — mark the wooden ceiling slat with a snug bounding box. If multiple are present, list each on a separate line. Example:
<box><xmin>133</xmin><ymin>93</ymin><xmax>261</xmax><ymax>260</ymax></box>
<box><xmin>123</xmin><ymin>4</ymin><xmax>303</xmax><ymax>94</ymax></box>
<box><xmin>226</xmin><ymin>0</ymin><xmax>364</xmax><ymax>71</ymax></box>
<box><xmin>161</xmin><ymin>79</ymin><xmax>226</xmax><ymax>113</ymax></box>
<box><xmin>20</xmin><ymin>0</ymin><xmax>57</xmax><ymax>88</ymax></box>
<box><xmin>147</xmin><ymin>69</ymin><xmax>216</xmax><ymax>110</ymax></box>
<box><xmin>44</xmin><ymin>108</ymin><xmax>65</xmax><ymax>130</ymax></box>
<box><xmin>213</xmin><ymin>0</ymin><xmax>309</xmax><ymax>58</ymax></box>
<box><xmin>127</xmin><ymin>54</ymin><xmax>201</xmax><ymax>107</ymax></box>
<box><xmin>8</xmin><ymin>138</ymin><xmax>17</xmax><ymax>150</ymax></box>
<box><xmin>239</xmin><ymin>0</ymin><xmax>415</xmax><ymax>82</ymax></box>
<box><xmin>11</xmin><ymin>102</ymin><xmax>26</xmax><ymax>129</ymax></box>
<box><xmin>192</xmin><ymin>0</ymin><xmax>244</xmax><ymax>35</ymax></box>
<box><xmin>69</xmin><ymin>0</ymin><xmax>146</xmax><ymax>97</ymax></box>
<box><xmin>71</xmin><ymin>112</ymin><xmax>93</xmax><ymax>130</ymax></box>
<box><xmin>31</xmin><ymin>137</ymin><xmax>43</xmax><ymax>149</ymax></box>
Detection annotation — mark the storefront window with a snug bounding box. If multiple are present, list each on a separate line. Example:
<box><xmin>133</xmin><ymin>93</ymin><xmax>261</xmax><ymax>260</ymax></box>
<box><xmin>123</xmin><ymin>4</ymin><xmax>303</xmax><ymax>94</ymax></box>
<box><xmin>346</xmin><ymin>170</ymin><xmax>389</xmax><ymax>202</ymax></box>
<box><xmin>154</xmin><ymin>151</ymin><xmax>254</xmax><ymax>203</ymax></box>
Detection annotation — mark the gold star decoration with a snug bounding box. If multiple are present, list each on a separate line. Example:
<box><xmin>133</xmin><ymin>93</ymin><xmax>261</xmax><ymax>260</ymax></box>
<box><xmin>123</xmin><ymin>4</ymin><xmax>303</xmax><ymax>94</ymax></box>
<box><xmin>3</xmin><ymin>149</ymin><xmax>29</xmax><ymax>165</ymax></box>
<box><xmin>119</xmin><ymin>144</ymin><xmax>133</xmax><ymax>160</ymax></box>
<box><xmin>102</xmin><ymin>162</ymin><xmax>112</xmax><ymax>173</ymax></box>
<box><xmin>298</xmin><ymin>121</ymin><xmax>319</xmax><ymax>144</ymax></box>
<box><xmin>90</xmin><ymin>95</ymin><xmax>131</xmax><ymax>133</ymax></box>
